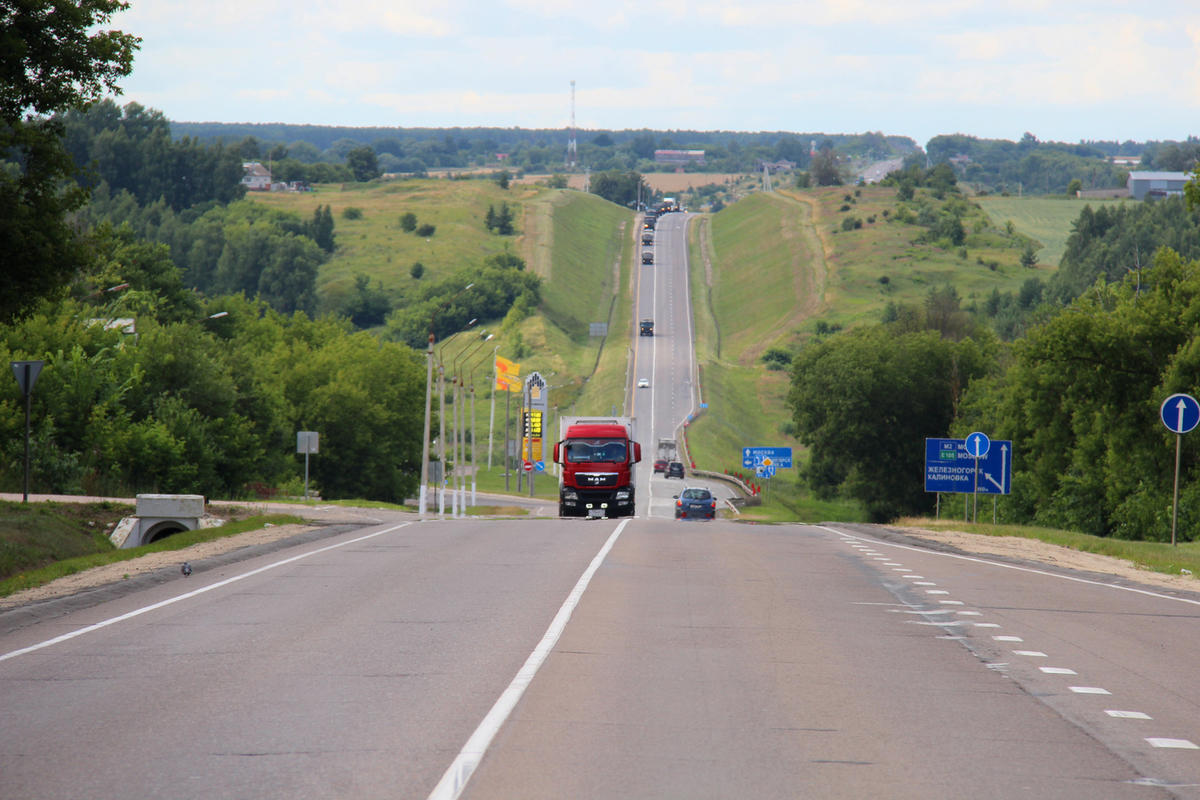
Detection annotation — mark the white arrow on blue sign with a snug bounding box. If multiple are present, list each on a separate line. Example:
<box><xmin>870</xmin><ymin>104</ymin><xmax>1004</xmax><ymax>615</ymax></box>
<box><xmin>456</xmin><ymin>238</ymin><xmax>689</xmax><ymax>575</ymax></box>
<box><xmin>965</xmin><ymin>431</ymin><xmax>990</xmax><ymax>458</ymax></box>
<box><xmin>1160</xmin><ymin>393</ymin><xmax>1200</xmax><ymax>435</ymax></box>
<box><xmin>742</xmin><ymin>447</ymin><xmax>793</xmax><ymax>469</ymax></box>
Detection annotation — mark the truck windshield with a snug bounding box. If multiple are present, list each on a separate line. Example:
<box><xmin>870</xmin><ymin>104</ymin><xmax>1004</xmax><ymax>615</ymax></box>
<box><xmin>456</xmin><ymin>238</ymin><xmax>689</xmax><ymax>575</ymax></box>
<box><xmin>564</xmin><ymin>439</ymin><xmax>627</xmax><ymax>463</ymax></box>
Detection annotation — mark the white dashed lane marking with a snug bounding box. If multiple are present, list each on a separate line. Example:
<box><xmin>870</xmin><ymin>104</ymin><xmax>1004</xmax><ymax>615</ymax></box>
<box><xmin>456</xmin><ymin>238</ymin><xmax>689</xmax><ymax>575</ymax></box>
<box><xmin>1148</xmin><ymin>738</ymin><xmax>1200</xmax><ymax>749</ymax></box>
<box><xmin>842</xmin><ymin>531</ymin><xmax>1200</xmax><ymax>759</ymax></box>
<box><xmin>1107</xmin><ymin>710</ymin><xmax>1152</xmax><ymax>719</ymax></box>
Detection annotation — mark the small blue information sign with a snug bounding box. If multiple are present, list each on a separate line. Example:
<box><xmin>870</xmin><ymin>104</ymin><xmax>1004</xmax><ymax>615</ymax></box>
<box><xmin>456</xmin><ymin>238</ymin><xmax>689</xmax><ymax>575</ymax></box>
<box><xmin>925</xmin><ymin>438</ymin><xmax>1012</xmax><ymax>495</ymax></box>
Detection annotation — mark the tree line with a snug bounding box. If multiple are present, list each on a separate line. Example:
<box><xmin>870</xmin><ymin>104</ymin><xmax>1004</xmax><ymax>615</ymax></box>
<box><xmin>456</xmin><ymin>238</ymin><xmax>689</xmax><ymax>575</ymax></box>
<box><xmin>788</xmin><ymin>186</ymin><xmax>1200</xmax><ymax>539</ymax></box>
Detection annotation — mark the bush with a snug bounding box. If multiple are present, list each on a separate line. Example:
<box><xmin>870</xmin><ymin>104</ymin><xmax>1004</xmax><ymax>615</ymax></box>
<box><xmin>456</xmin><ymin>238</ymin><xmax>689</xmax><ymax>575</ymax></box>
<box><xmin>415</xmin><ymin>223</ymin><xmax>436</xmax><ymax>237</ymax></box>
<box><xmin>342</xmin><ymin>207</ymin><xmax>363</xmax><ymax>220</ymax></box>
<box><xmin>399</xmin><ymin>212</ymin><xmax>417</xmax><ymax>232</ymax></box>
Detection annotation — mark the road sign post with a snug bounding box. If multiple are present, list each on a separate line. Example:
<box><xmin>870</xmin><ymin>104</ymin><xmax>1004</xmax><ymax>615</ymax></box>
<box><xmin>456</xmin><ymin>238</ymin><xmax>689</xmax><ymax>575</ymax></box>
<box><xmin>11</xmin><ymin>361</ymin><xmax>44</xmax><ymax>503</ymax></box>
<box><xmin>1160</xmin><ymin>393</ymin><xmax>1200</xmax><ymax>546</ymax></box>
<box><xmin>297</xmin><ymin>431</ymin><xmax>319</xmax><ymax>500</ymax></box>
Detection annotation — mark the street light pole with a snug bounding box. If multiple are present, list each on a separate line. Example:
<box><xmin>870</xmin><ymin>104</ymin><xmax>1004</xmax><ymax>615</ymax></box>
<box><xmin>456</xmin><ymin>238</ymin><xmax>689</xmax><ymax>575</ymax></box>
<box><xmin>467</xmin><ymin>342</ymin><xmax>495</xmax><ymax>506</ymax></box>
<box><xmin>487</xmin><ymin>344</ymin><xmax>499</xmax><ymax>469</ymax></box>
<box><xmin>438</xmin><ymin>323</ymin><xmax>480</xmax><ymax>516</ymax></box>
<box><xmin>420</xmin><ymin>284</ymin><xmax>473</xmax><ymax>517</ymax></box>
<box><xmin>451</xmin><ymin>331</ymin><xmax>491</xmax><ymax>516</ymax></box>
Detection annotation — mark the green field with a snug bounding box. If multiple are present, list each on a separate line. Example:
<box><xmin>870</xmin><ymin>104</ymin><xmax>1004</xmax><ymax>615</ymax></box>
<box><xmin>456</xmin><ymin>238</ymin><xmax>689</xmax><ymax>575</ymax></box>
<box><xmin>976</xmin><ymin>195</ymin><xmax>1130</xmax><ymax>267</ymax></box>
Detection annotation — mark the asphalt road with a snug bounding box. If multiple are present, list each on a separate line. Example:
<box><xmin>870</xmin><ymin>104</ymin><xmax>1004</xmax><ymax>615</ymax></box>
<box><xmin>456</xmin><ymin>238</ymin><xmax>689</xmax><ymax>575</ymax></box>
<box><xmin>4</xmin><ymin>518</ymin><xmax>1199</xmax><ymax>798</ymax></box>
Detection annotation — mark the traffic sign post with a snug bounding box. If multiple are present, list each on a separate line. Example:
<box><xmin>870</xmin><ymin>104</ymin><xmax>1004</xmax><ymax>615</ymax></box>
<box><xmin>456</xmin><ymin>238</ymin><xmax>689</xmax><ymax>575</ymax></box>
<box><xmin>11</xmin><ymin>360</ymin><xmax>45</xmax><ymax>503</ymax></box>
<box><xmin>1161</xmin><ymin>393</ymin><xmax>1200</xmax><ymax>546</ymax></box>
<box><xmin>925</xmin><ymin>437</ymin><xmax>1012</xmax><ymax>522</ymax></box>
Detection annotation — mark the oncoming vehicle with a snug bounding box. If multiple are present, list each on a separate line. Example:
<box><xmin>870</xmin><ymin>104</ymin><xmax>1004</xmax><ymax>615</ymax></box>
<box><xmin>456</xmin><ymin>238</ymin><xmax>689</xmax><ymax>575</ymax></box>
<box><xmin>653</xmin><ymin>458</ymin><xmax>668</xmax><ymax>473</ymax></box>
<box><xmin>675</xmin><ymin>486</ymin><xmax>717</xmax><ymax>520</ymax></box>
<box><xmin>637</xmin><ymin>377</ymin><xmax>650</xmax><ymax>388</ymax></box>
<box><xmin>642</xmin><ymin>251</ymin><xmax>654</xmax><ymax>265</ymax></box>
<box><xmin>554</xmin><ymin>416</ymin><xmax>641</xmax><ymax>518</ymax></box>
<box><xmin>665</xmin><ymin>461</ymin><xmax>684</xmax><ymax>479</ymax></box>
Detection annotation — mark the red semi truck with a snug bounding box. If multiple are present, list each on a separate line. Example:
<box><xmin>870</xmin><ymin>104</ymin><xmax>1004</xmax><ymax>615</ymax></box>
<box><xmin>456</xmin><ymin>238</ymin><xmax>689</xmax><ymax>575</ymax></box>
<box><xmin>554</xmin><ymin>416</ymin><xmax>641</xmax><ymax>518</ymax></box>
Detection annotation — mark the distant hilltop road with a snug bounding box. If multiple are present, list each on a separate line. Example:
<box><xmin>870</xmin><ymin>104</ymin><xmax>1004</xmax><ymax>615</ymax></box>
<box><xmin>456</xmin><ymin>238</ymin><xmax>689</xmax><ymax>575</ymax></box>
<box><xmin>859</xmin><ymin>157</ymin><xmax>904</xmax><ymax>184</ymax></box>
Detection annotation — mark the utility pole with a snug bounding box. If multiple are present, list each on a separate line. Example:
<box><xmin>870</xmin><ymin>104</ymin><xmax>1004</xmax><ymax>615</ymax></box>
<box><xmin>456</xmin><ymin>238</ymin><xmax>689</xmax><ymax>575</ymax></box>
<box><xmin>566</xmin><ymin>80</ymin><xmax>577</xmax><ymax>169</ymax></box>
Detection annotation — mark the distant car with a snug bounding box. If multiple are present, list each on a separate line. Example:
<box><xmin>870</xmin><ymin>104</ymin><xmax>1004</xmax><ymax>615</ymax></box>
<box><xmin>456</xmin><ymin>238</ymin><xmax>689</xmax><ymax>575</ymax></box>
<box><xmin>642</xmin><ymin>251</ymin><xmax>654</xmax><ymax>264</ymax></box>
<box><xmin>637</xmin><ymin>378</ymin><xmax>650</xmax><ymax>388</ymax></box>
<box><xmin>675</xmin><ymin>486</ymin><xmax>717</xmax><ymax>520</ymax></box>
<box><xmin>653</xmin><ymin>458</ymin><xmax>668</xmax><ymax>473</ymax></box>
<box><xmin>665</xmin><ymin>461</ymin><xmax>685</xmax><ymax>479</ymax></box>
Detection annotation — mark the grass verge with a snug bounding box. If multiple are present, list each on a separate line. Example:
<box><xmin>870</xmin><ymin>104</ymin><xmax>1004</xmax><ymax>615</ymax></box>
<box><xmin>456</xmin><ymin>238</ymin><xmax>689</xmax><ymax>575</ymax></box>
<box><xmin>1</xmin><ymin>508</ymin><xmax>304</xmax><ymax>597</ymax></box>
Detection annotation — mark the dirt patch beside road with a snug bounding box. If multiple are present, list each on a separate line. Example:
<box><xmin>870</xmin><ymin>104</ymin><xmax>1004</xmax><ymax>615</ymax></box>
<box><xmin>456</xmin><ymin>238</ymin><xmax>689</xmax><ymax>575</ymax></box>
<box><xmin>890</xmin><ymin>524</ymin><xmax>1200</xmax><ymax>594</ymax></box>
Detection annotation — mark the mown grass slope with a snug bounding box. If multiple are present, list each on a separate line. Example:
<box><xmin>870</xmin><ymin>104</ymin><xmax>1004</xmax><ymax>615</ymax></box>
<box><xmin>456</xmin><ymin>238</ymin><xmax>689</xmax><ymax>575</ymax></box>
<box><xmin>976</xmin><ymin>195</ymin><xmax>1129</xmax><ymax>267</ymax></box>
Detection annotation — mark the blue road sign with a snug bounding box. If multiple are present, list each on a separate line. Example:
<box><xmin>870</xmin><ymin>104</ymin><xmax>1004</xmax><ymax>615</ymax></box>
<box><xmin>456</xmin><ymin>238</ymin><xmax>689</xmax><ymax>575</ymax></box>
<box><xmin>534</xmin><ymin>461</ymin><xmax>546</xmax><ymax>472</ymax></box>
<box><xmin>965</xmin><ymin>431</ymin><xmax>991</xmax><ymax>458</ymax></box>
<box><xmin>756</xmin><ymin>464</ymin><xmax>777</xmax><ymax>479</ymax></box>
<box><xmin>1161</xmin><ymin>393</ymin><xmax>1200</xmax><ymax>435</ymax></box>
<box><xmin>742</xmin><ymin>447</ymin><xmax>793</xmax><ymax>469</ymax></box>
<box><xmin>925</xmin><ymin>438</ymin><xmax>1013</xmax><ymax>495</ymax></box>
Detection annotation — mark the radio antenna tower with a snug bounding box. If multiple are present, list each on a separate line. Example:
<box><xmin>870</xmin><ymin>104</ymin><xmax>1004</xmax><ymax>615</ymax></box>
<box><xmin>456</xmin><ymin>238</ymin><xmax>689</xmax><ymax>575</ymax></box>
<box><xmin>566</xmin><ymin>80</ymin><xmax>578</xmax><ymax>169</ymax></box>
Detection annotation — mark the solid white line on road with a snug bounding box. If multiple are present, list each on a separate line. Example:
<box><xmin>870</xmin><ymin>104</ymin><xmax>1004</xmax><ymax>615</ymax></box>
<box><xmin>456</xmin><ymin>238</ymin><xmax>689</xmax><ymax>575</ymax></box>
<box><xmin>974</xmin><ymin>623</ymin><xmax>1002</xmax><ymax>628</ymax></box>
<box><xmin>0</xmin><ymin>521</ymin><xmax>414</xmax><ymax>663</ymax></box>
<box><xmin>956</xmin><ymin>611</ymin><xmax>982</xmax><ymax>616</ymax></box>
<box><xmin>939</xmin><ymin>600</ymin><xmax>965</xmax><ymax>605</ymax></box>
<box><xmin>926</xmin><ymin>590</ymin><xmax>951</xmax><ymax>595</ymax></box>
<box><xmin>427</xmin><ymin>518</ymin><xmax>630</xmax><ymax>800</ymax></box>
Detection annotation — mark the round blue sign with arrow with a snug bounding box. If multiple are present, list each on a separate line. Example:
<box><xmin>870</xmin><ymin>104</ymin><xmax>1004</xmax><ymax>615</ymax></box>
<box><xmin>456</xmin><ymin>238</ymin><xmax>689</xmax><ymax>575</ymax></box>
<box><xmin>965</xmin><ymin>431</ymin><xmax>991</xmax><ymax>458</ymax></box>
<box><xmin>1161</xmin><ymin>393</ymin><xmax>1200</xmax><ymax>434</ymax></box>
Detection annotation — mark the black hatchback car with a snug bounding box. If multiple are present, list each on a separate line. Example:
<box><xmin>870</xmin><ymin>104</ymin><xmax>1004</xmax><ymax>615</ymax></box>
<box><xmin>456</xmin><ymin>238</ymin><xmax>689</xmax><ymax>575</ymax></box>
<box><xmin>665</xmin><ymin>461</ymin><xmax>685</xmax><ymax>479</ymax></box>
<box><xmin>674</xmin><ymin>487</ymin><xmax>717</xmax><ymax>520</ymax></box>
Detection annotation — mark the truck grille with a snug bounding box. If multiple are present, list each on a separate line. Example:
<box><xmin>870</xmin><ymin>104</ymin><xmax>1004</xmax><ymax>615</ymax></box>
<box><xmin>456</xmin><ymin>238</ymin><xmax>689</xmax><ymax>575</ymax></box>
<box><xmin>576</xmin><ymin>472</ymin><xmax>618</xmax><ymax>487</ymax></box>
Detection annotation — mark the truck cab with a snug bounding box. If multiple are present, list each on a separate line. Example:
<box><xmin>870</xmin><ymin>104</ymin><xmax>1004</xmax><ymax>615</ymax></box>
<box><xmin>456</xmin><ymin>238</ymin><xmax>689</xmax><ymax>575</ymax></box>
<box><xmin>639</xmin><ymin>319</ymin><xmax>654</xmax><ymax>336</ymax></box>
<box><xmin>642</xmin><ymin>251</ymin><xmax>654</xmax><ymax>264</ymax></box>
<box><xmin>554</xmin><ymin>418</ymin><xmax>642</xmax><ymax>518</ymax></box>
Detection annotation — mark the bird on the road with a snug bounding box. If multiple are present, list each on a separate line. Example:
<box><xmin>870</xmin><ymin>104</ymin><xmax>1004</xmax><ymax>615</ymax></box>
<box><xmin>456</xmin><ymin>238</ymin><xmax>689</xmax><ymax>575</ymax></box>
<box><xmin>181</xmin><ymin>562</ymin><xmax>192</xmax><ymax>576</ymax></box>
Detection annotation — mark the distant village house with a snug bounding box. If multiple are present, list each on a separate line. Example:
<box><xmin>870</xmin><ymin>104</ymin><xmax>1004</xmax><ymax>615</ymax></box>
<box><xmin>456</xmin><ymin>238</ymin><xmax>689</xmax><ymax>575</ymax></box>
<box><xmin>241</xmin><ymin>161</ymin><xmax>271</xmax><ymax>191</ymax></box>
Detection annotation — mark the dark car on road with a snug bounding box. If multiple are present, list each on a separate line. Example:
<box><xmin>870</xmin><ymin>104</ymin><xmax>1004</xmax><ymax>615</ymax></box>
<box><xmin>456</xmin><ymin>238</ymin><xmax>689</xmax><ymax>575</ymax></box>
<box><xmin>665</xmin><ymin>461</ymin><xmax>685</xmax><ymax>479</ymax></box>
<box><xmin>674</xmin><ymin>487</ymin><xmax>717</xmax><ymax>520</ymax></box>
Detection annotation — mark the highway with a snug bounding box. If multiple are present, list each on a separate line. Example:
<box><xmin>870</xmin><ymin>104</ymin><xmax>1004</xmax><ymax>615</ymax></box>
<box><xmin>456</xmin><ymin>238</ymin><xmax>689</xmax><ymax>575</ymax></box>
<box><xmin>3</xmin><ymin>212</ymin><xmax>1200</xmax><ymax>798</ymax></box>
<box><xmin>632</xmin><ymin>210</ymin><xmax>737</xmax><ymax>519</ymax></box>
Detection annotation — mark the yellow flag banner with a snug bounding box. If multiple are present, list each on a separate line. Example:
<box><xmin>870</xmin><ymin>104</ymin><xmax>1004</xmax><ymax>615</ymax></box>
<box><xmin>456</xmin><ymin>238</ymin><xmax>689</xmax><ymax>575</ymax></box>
<box><xmin>495</xmin><ymin>355</ymin><xmax>522</xmax><ymax>392</ymax></box>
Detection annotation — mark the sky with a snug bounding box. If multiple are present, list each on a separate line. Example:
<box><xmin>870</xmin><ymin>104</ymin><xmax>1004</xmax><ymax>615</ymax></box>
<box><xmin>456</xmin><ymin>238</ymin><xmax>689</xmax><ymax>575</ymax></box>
<box><xmin>113</xmin><ymin>0</ymin><xmax>1200</xmax><ymax>148</ymax></box>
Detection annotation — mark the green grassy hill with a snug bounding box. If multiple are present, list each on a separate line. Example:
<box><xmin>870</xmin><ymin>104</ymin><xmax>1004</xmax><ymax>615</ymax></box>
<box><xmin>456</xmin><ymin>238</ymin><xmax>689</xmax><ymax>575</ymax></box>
<box><xmin>253</xmin><ymin>179</ymin><xmax>547</xmax><ymax>313</ymax></box>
